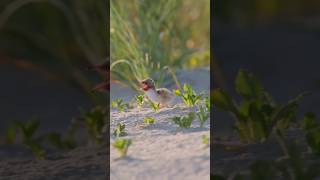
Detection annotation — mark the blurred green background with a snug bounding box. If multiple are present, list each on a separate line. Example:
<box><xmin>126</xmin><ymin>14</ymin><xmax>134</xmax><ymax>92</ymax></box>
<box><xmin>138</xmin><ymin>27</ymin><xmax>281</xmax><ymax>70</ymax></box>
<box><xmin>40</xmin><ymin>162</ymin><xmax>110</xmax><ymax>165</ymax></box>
<box><xmin>110</xmin><ymin>0</ymin><xmax>210</xmax><ymax>91</ymax></box>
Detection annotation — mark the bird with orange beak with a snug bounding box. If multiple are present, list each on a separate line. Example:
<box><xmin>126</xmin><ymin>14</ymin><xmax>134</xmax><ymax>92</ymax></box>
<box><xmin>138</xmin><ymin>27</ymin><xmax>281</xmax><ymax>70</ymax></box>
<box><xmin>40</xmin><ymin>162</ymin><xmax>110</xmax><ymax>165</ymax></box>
<box><xmin>140</xmin><ymin>78</ymin><xmax>175</xmax><ymax>107</ymax></box>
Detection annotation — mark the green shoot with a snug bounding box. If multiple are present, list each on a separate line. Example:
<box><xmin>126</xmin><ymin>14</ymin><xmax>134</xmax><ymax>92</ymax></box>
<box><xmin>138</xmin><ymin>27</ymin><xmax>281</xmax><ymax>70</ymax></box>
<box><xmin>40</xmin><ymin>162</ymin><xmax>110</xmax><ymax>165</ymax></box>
<box><xmin>174</xmin><ymin>84</ymin><xmax>202</xmax><ymax>106</ymax></box>
<box><xmin>205</xmin><ymin>96</ymin><xmax>210</xmax><ymax>111</ymax></box>
<box><xmin>171</xmin><ymin>112</ymin><xmax>195</xmax><ymax>128</ymax></box>
<box><xmin>7</xmin><ymin>118</ymin><xmax>46</xmax><ymax>159</ymax></box>
<box><xmin>144</xmin><ymin>117</ymin><xmax>155</xmax><ymax>125</ymax></box>
<box><xmin>79</xmin><ymin>106</ymin><xmax>107</xmax><ymax>144</ymax></box>
<box><xmin>202</xmin><ymin>135</ymin><xmax>209</xmax><ymax>146</ymax></box>
<box><xmin>149</xmin><ymin>101</ymin><xmax>160</xmax><ymax>112</ymax></box>
<box><xmin>212</xmin><ymin>69</ymin><xmax>309</xmax><ymax>143</ymax></box>
<box><xmin>196</xmin><ymin>106</ymin><xmax>209</xmax><ymax>128</ymax></box>
<box><xmin>113</xmin><ymin>139</ymin><xmax>132</xmax><ymax>158</ymax></box>
<box><xmin>135</xmin><ymin>94</ymin><xmax>145</xmax><ymax>108</ymax></box>
<box><xmin>113</xmin><ymin>123</ymin><xmax>128</xmax><ymax>137</ymax></box>
<box><xmin>111</xmin><ymin>98</ymin><xmax>130</xmax><ymax>112</ymax></box>
<box><xmin>302</xmin><ymin>112</ymin><xmax>320</xmax><ymax>155</ymax></box>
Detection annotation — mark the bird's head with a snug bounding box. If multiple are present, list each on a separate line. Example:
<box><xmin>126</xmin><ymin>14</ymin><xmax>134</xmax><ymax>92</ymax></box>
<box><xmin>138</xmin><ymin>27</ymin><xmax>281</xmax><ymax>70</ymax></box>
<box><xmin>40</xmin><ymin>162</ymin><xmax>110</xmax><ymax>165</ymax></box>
<box><xmin>140</xmin><ymin>78</ymin><xmax>155</xmax><ymax>91</ymax></box>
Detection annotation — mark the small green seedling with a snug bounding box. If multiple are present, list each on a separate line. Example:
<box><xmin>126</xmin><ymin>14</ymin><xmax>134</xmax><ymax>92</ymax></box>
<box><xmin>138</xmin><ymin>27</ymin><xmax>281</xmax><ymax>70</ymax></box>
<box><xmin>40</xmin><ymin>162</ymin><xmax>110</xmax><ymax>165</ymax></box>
<box><xmin>149</xmin><ymin>101</ymin><xmax>160</xmax><ymax>112</ymax></box>
<box><xmin>171</xmin><ymin>112</ymin><xmax>195</xmax><ymax>128</ymax></box>
<box><xmin>174</xmin><ymin>84</ymin><xmax>202</xmax><ymax>106</ymax></box>
<box><xmin>202</xmin><ymin>135</ymin><xmax>209</xmax><ymax>146</ymax></box>
<box><xmin>79</xmin><ymin>106</ymin><xmax>107</xmax><ymax>144</ymax></box>
<box><xmin>197</xmin><ymin>105</ymin><xmax>209</xmax><ymax>128</ymax></box>
<box><xmin>144</xmin><ymin>117</ymin><xmax>155</xmax><ymax>125</ymax></box>
<box><xmin>302</xmin><ymin>112</ymin><xmax>320</xmax><ymax>155</ymax></box>
<box><xmin>135</xmin><ymin>95</ymin><xmax>144</xmax><ymax>108</ymax></box>
<box><xmin>205</xmin><ymin>96</ymin><xmax>210</xmax><ymax>111</ymax></box>
<box><xmin>113</xmin><ymin>123</ymin><xmax>127</xmax><ymax>137</ymax></box>
<box><xmin>6</xmin><ymin>118</ymin><xmax>46</xmax><ymax>159</ymax></box>
<box><xmin>212</xmin><ymin>69</ymin><xmax>308</xmax><ymax>143</ymax></box>
<box><xmin>113</xmin><ymin>138</ymin><xmax>132</xmax><ymax>158</ymax></box>
<box><xmin>111</xmin><ymin>98</ymin><xmax>130</xmax><ymax>112</ymax></box>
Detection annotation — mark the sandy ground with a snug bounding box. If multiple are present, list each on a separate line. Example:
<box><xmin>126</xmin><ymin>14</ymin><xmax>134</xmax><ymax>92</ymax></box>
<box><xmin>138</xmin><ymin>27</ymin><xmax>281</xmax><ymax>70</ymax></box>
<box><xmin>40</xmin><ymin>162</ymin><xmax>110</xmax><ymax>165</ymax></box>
<box><xmin>110</xmin><ymin>68</ymin><xmax>210</xmax><ymax>180</ymax></box>
<box><xmin>0</xmin><ymin>144</ymin><xmax>107</xmax><ymax>180</ymax></box>
<box><xmin>110</xmin><ymin>106</ymin><xmax>210</xmax><ymax>180</ymax></box>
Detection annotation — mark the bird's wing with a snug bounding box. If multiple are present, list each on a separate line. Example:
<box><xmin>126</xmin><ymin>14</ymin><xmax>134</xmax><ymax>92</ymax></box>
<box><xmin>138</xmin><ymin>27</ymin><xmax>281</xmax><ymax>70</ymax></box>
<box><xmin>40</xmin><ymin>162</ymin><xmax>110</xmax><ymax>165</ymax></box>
<box><xmin>156</xmin><ymin>88</ymin><xmax>173</xmax><ymax>99</ymax></box>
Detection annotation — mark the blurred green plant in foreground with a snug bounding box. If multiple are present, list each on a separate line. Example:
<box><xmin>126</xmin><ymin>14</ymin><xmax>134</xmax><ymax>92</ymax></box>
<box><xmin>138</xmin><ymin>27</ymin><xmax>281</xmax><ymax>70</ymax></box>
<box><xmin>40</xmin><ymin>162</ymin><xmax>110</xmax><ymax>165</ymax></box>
<box><xmin>0</xmin><ymin>0</ymin><xmax>108</xmax><ymax>103</ymax></box>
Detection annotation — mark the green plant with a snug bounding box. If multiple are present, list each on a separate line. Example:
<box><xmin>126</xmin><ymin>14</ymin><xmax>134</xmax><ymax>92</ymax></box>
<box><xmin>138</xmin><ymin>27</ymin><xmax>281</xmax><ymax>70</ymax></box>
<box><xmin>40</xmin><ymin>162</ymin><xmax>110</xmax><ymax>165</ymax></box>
<box><xmin>302</xmin><ymin>112</ymin><xmax>320</xmax><ymax>155</ymax></box>
<box><xmin>171</xmin><ymin>112</ymin><xmax>195</xmax><ymax>128</ymax></box>
<box><xmin>110</xmin><ymin>0</ymin><xmax>208</xmax><ymax>91</ymax></box>
<box><xmin>205</xmin><ymin>96</ymin><xmax>210</xmax><ymax>111</ymax></box>
<box><xmin>135</xmin><ymin>94</ymin><xmax>144</xmax><ymax>108</ymax></box>
<box><xmin>174</xmin><ymin>84</ymin><xmax>202</xmax><ymax>106</ymax></box>
<box><xmin>111</xmin><ymin>98</ymin><xmax>130</xmax><ymax>112</ymax></box>
<box><xmin>79</xmin><ymin>106</ymin><xmax>107</xmax><ymax>144</ymax></box>
<box><xmin>144</xmin><ymin>117</ymin><xmax>155</xmax><ymax>125</ymax></box>
<box><xmin>212</xmin><ymin>69</ymin><xmax>308</xmax><ymax>143</ymax></box>
<box><xmin>6</xmin><ymin>118</ymin><xmax>45</xmax><ymax>159</ymax></box>
<box><xmin>149</xmin><ymin>101</ymin><xmax>160</xmax><ymax>112</ymax></box>
<box><xmin>202</xmin><ymin>134</ymin><xmax>209</xmax><ymax>146</ymax></box>
<box><xmin>113</xmin><ymin>138</ymin><xmax>132</xmax><ymax>158</ymax></box>
<box><xmin>0</xmin><ymin>1</ymin><xmax>108</xmax><ymax>103</ymax></box>
<box><xmin>113</xmin><ymin>123</ymin><xmax>127</xmax><ymax>137</ymax></box>
<box><xmin>196</xmin><ymin>105</ymin><xmax>209</xmax><ymax>128</ymax></box>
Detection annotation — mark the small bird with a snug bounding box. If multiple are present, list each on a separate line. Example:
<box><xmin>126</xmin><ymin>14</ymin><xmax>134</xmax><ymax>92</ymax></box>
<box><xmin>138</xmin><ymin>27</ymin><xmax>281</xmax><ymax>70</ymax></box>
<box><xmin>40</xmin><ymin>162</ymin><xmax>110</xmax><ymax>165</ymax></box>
<box><xmin>140</xmin><ymin>78</ymin><xmax>175</xmax><ymax>107</ymax></box>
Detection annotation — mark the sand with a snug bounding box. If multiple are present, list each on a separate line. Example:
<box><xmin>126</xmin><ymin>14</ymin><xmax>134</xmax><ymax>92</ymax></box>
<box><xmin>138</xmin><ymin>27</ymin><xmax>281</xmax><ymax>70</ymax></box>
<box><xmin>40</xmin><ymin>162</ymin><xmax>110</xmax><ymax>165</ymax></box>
<box><xmin>109</xmin><ymin>68</ymin><xmax>210</xmax><ymax>180</ymax></box>
<box><xmin>110</xmin><ymin>105</ymin><xmax>210</xmax><ymax>180</ymax></box>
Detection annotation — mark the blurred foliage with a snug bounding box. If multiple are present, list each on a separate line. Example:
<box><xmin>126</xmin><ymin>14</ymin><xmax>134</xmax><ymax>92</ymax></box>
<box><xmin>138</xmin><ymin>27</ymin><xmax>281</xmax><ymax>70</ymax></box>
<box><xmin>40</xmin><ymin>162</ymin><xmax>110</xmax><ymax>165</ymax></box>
<box><xmin>0</xmin><ymin>0</ymin><xmax>107</xmax><ymax>102</ymax></box>
<box><xmin>214</xmin><ymin>0</ymin><xmax>320</xmax><ymax>27</ymax></box>
<box><xmin>110</xmin><ymin>0</ymin><xmax>210</xmax><ymax>90</ymax></box>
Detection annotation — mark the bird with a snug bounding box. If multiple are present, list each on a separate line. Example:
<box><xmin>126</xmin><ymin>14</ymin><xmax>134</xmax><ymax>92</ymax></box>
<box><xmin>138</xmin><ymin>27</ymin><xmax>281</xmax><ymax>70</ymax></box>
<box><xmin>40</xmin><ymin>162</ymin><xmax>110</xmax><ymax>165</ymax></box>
<box><xmin>140</xmin><ymin>78</ymin><xmax>175</xmax><ymax>107</ymax></box>
<box><xmin>89</xmin><ymin>58</ymin><xmax>110</xmax><ymax>92</ymax></box>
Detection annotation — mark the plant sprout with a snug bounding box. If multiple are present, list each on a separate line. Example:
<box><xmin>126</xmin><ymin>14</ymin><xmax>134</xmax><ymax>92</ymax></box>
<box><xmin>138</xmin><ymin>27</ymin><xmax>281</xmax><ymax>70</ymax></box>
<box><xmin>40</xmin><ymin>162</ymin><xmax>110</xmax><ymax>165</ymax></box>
<box><xmin>79</xmin><ymin>106</ymin><xmax>107</xmax><ymax>144</ymax></box>
<box><xmin>202</xmin><ymin>135</ymin><xmax>209</xmax><ymax>146</ymax></box>
<box><xmin>174</xmin><ymin>84</ymin><xmax>202</xmax><ymax>106</ymax></box>
<box><xmin>149</xmin><ymin>101</ymin><xmax>160</xmax><ymax>112</ymax></box>
<box><xmin>113</xmin><ymin>138</ymin><xmax>132</xmax><ymax>158</ymax></box>
<box><xmin>111</xmin><ymin>98</ymin><xmax>130</xmax><ymax>112</ymax></box>
<box><xmin>144</xmin><ymin>117</ymin><xmax>155</xmax><ymax>125</ymax></box>
<box><xmin>171</xmin><ymin>112</ymin><xmax>195</xmax><ymax>128</ymax></box>
<box><xmin>113</xmin><ymin>123</ymin><xmax>128</xmax><ymax>137</ymax></box>
<box><xmin>135</xmin><ymin>94</ymin><xmax>145</xmax><ymax>109</ymax></box>
<box><xmin>212</xmin><ymin>69</ymin><xmax>309</xmax><ymax>143</ymax></box>
<box><xmin>196</xmin><ymin>105</ymin><xmax>209</xmax><ymax>128</ymax></box>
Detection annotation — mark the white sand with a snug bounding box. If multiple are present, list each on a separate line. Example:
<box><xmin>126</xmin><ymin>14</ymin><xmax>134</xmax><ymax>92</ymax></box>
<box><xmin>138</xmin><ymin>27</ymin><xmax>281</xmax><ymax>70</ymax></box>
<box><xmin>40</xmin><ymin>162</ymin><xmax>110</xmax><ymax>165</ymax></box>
<box><xmin>110</xmin><ymin>68</ymin><xmax>210</xmax><ymax>180</ymax></box>
<box><xmin>110</xmin><ymin>106</ymin><xmax>210</xmax><ymax>180</ymax></box>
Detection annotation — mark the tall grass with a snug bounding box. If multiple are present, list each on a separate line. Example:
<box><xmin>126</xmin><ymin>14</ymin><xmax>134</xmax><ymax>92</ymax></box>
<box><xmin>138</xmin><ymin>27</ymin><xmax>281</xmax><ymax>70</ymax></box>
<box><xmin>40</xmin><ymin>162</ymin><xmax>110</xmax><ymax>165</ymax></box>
<box><xmin>110</xmin><ymin>0</ymin><xmax>210</xmax><ymax>91</ymax></box>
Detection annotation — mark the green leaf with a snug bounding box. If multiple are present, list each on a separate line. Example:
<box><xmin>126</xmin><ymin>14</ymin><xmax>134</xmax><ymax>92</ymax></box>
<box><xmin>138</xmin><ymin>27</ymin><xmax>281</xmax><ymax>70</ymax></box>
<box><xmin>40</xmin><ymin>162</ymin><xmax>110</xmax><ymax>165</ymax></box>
<box><xmin>144</xmin><ymin>117</ymin><xmax>155</xmax><ymax>124</ymax></box>
<box><xmin>235</xmin><ymin>69</ymin><xmax>263</xmax><ymax>98</ymax></box>
<box><xmin>212</xmin><ymin>89</ymin><xmax>237</xmax><ymax>112</ymax></box>
<box><xmin>302</xmin><ymin>112</ymin><xmax>318</xmax><ymax>130</ymax></box>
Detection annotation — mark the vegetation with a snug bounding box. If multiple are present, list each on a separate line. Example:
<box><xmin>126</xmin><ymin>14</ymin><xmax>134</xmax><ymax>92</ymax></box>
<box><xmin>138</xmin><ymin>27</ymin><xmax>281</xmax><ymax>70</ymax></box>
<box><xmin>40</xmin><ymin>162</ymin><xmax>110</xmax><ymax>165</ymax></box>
<box><xmin>110</xmin><ymin>0</ymin><xmax>210</xmax><ymax>91</ymax></box>
<box><xmin>144</xmin><ymin>117</ymin><xmax>156</xmax><ymax>125</ymax></box>
<box><xmin>174</xmin><ymin>84</ymin><xmax>202</xmax><ymax>106</ymax></box>
<box><xmin>113</xmin><ymin>123</ymin><xmax>127</xmax><ymax>137</ymax></box>
<box><xmin>171</xmin><ymin>112</ymin><xmax>195</xmax><ymax>129</ymax></box>
<box><xmin>149</xmin><ymin>101</ymin><xmax>160</xmax><ymax>112</ymax></box>
<box><xmin>135</xmin><ymin>94</ymin><xmax>145</xmax><ymax>109</ymax></box>
<box><xmin>111</xmin><ymin>98</ymin><xmax>131</xmax><ymax>112</ymax></box>
<box><xmin>212</xmin><ymin>69</ymin><xmax>308</xmax><ymax>143</ymax></box>
<box><xmin>212</xmin><ymin>70</ymin><xmax>320</xmax><ymax>179</ymax></box>
<box><xmin>196</xmin><ymin>105</ymin><xmax>209</xmax><ymax>128</ymax></box>
<box><xmin>113</xmin><ymin>138</ymin><xmax>132</xmax><ymax>158</ymax></box>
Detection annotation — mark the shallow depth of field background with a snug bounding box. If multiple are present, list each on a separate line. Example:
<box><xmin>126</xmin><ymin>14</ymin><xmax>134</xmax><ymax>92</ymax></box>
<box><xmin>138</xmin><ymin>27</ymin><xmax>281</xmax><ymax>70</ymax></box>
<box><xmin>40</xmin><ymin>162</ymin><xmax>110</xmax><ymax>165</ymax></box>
<box><xmin>214</xmin><ymin>0</ymin><xmax>320</xmax><ymax>134</ymax></box>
